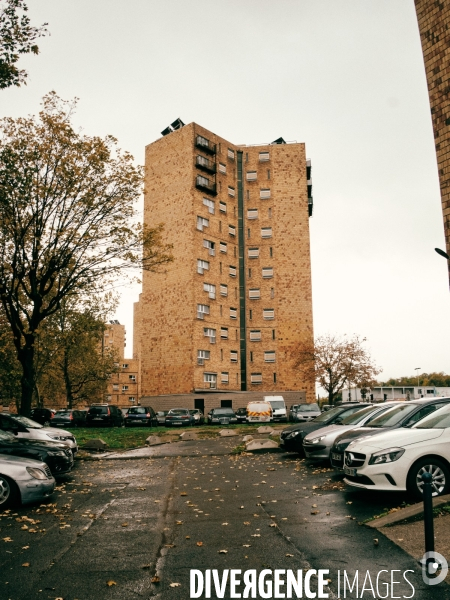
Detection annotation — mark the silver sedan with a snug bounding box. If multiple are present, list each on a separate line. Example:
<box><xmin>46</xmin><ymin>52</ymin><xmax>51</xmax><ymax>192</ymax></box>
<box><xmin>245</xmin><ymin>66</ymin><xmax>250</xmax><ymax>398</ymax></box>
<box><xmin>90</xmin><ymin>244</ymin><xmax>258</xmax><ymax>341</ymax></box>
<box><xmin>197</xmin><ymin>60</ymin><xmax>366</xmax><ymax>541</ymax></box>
<box><xmin>0</xmin><ymin>454</ymin><xmax>56</xmax><ymax>509</ymax></box>
<box><xmin>302</xmin><ymin>403</ymin><xmax>401</xmax><ymax>461</ymax></box>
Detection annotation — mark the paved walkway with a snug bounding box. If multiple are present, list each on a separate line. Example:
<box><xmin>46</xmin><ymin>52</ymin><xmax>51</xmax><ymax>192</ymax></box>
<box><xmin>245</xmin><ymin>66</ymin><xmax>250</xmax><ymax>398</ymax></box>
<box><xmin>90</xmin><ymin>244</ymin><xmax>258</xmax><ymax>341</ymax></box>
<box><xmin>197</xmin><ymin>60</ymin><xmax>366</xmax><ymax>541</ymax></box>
<box><xmin>101</xmin><ymin>436</ymin><xmax>245</xmax><ymax>459</ymax></box>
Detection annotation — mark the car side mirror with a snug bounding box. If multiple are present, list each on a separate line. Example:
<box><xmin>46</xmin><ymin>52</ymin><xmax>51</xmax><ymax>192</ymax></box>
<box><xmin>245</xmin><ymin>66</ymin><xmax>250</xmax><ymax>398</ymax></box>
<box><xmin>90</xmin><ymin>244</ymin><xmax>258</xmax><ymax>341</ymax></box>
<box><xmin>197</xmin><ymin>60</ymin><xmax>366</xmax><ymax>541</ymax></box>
<box><xmin>334</xmin><ymin>418</ymin><xmax>343</xmax><ymax>424</ymax></box>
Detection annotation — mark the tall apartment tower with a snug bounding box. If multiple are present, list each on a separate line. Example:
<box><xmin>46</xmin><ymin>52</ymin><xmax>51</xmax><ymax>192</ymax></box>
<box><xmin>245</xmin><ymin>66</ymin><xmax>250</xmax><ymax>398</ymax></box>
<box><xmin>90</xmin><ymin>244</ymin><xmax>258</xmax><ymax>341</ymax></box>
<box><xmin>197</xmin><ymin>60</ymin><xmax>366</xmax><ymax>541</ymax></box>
<box><xmin>134</xmin><ymin>122</ymin><xmax>314</xmax><ymax>403</ymax></box>
<box><xmin>415</xmin><ymin>1</ymin><xmax>450</xmax><ymax>281</ymax></box>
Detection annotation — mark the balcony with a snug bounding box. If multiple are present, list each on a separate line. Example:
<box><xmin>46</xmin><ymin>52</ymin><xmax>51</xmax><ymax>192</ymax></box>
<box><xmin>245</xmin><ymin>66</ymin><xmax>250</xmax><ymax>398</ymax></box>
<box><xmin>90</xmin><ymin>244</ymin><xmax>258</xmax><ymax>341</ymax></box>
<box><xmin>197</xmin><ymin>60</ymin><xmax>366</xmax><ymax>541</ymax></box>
<box><xmin>196</xmin><ymin>155</ymin><xmax>216</xmax><ymax>174</ymax></box>
<box><xmin>196</xmin><ymin>175</ymin><xmax>217</xmax><ymax>196</ymax></box>
<box><xmin>196</xmin><ymin>135</ymin><xmax>216</xmax><ymax>154</ymax></box>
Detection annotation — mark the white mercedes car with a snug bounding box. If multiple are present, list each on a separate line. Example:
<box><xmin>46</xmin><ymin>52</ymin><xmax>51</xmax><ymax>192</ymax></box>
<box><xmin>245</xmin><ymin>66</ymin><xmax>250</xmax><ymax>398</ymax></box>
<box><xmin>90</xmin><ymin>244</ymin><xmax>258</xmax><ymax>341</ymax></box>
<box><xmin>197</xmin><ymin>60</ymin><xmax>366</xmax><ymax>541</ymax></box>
<box><xmin>343</xmin><ymin>403</ymin><xmax>450</xmax><ymax>498</ymax></box>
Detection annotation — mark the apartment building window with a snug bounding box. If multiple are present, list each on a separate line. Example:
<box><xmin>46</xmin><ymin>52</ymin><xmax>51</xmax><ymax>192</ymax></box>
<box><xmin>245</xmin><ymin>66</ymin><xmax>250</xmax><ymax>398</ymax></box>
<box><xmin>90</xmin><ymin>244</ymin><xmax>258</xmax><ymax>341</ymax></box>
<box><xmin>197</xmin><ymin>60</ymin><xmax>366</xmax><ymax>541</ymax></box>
<box><xmin>219</xmin><ymin>201</ymin><xmax>227</xmax><ymax>213</ymax></box>
<box><xmin>249</xmin><ymin>288</ymin><xmax>260</xmax><ymax>299</ymax></box>
<box><xmin>227</xmin><ymin>148</ymin><xmax>235</xmax><ymax>160</ymax></box>
<box><xmin>251</xmin><ymin>373</ymin><xmax>263</xmax><ymax>384</ymax></box>
<box><xmin>261</xmin><ymin>227</ymin><xmax>272</xmax><ymax>238</ymax></box>
<box><xmin>197</xmin><ymin>304</ymin><xmax>210</xmax><ymax>319</ymax></box>
<box><xmin>220</xmin><ymin>284</ymin><xmax>228</xmax><ymax>297</ymax></box>
<box><xmin>250</xmin><ymin>330</ymin><xmax>261</xmax><ymax>341</ymax></box>
<box><xmin>197</xmin><ymin>259</ymin><xmax>209</xmax><ymax>274</ymax></box>
<box><xmin>228</xmin><ymin>225</ymin><xmax>236</xmax><ymax>236</ymax></box>
<box><xmin>230</xmin><ymin>307</ymin><xmax>237</xmax><ymax>319</ymax></box>
<box><xmin>197</xmin><ymin>349</ymin><xmax>210</xmax><ymax>365</ymax></box>
<box><xmin>203</xmin><ymin>239</ymin><xmax>215</xmax><ymax>255</ymax></box>
<box><xmin>247</xmin><ymin>228</ymin><xmax>251</xmax><ymax>239</ymax></box>
<box><xmin>247</xmin><ymin>208</ymin><xmax>258</xmax><ymax>220</ymax></box>
<box><xmin>129</xmin><ymin>396</ymin><xmax>136</xmax><ymax>403</ymax></box>
<box><xmin>228</xmin><ymin>186</ymin><xmax>235</xmax><ymax>197</ymax></box>
<box><xmin>250</xmin><ymin>351</ymin><xmax>253</xmax><ymax>362</ymax></box>
<box><xmin>248</xmin><ymin>268</ymin><xmax>252</xmax><ymax>278</ymax></box>
<box><xmin>220</xmin><ymin>242</ymin><xmax>227</xmax><ymax>253</ymax></box>
<box><xmin>263</xmin><ymin>308</ymin><xmax>275</xmax><ymax>320</ymax></box>
<box><xmin>268</xmin><ymin>208</ymin><xmax>272</xmax><ymax>218</ymax></box>
<box><xmin>129</xmin><ymin>375</ymin><xmax>136</xmax><ymax>381</ymax></box>
<box><xmin>122</xmin><ymin>385</ymin><xmax>129</xmax><ymax>391</ymax></box>
<box><xmin>221</xmin><ymin>372</ymin><xmax>229</xmax><ymax>383</ymax></box>
<box><xmin>262</xmin><ymin>267</ymin><xmax>273</xmax><ymax>278</ymax></box>
<box><xmin>230</xmin><ymin>350</ymin><xmax>238</xmax><ymax>363</ymax></box>
<box><xmin>233</xmin><ymin>207</ymin><xmax>236</xmax><ymax>217</ymax></box>
<box><xmin>235</xmin><ymin>329</ymin><xmax>238</xmax><ymax>340</ymax></box>
<box><xmin>220</xmin><ymin>327</ymin><xmax>228</xmax><ymax>339</ymax></box>
<box><xmin>264</xmin><ymin>351</ymin><xmax>276</xmax><ymax>363</ymax></box>
<box><xmin>260</xmin><ymin>189</ymin><xmax>271</xmax><ymax>200</ymax></box>
<box><xmin>246</xmin><ymin>171</ymin><xmax>257</xmax><ymax>181</ymax></box>
<box><xmin>272</xmin><ymin>329</ymin><xmax>276</xmax><ymax>340</ymax></box>
<box><xmin>112</xmin><ymin>384</ymin><xmax>119</xmax><ymax>391</ymax></box>
<box><xmin>269</xmin><ymin>247</ymin><xmax>273</xmax><ymax>257</ymax></box>
<box><xmin>196</xmin><ymin>135</ymin><xmax>214</xmax><ymax>151</ymax></box>
<box><xmin>218</xmin><ymin>163</ymin><xmax>226</xmax><ymax>174</ymax></box>
<box><xmin>122</xmin><ymin>363</ymin><xmax>129</xmax><ymax>368</ymax></box>
<box><xmin>259</xmin><ymin>151</ymin><xmax>270</xmax><ymax>162</ymax></box>
<box><xmin>203</xmin><ymin>197</ymin><xmax>215</xmax><ymax>214</ymax></box>
<box><xmin>229</xmin><ymin>265</ymin><xmax>237</xmax><ymax>277</ymax></box>
<box><xmin>249</xmin><ymin>309</ymin><xmax>252</xmax><ymax>320</ymax></box>
<box><xmin>273</xmin><ymin>373</ymin><xmax>277</xmax><ymax>383</ymax></box>
<box><xmin>203</xmin><ymin>283</ymin><xmax>216</xmax><ymax>299</ymax></box>
<box><xmin>197</xmin><ymin>216</ymin><xmax>209</xmax><ymax>231</ymax></box>
<box><xmin>203</xmin><ymin>328</ymin><xmax>216</xmax><ymax>344</ymax></box>
<box><xmin>248</xmin><ymin>248</ymin><xmax>259</xmax><ymax>259</ymax></box>
<box><xmin>204</xmin><ymin>373</ymin><xmax>217</xmax><ymax>388</ymax></box>
<box><xmin>270</xmin><ymin>288</ymin><xmax>274</xmax><ymax>299</ymax></box>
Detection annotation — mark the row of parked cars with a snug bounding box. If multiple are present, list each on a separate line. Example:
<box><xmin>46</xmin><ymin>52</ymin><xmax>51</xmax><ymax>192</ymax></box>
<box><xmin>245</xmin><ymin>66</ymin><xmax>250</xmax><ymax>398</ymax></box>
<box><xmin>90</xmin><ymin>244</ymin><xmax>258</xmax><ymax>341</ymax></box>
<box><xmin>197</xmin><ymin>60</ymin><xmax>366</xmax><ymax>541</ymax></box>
<box><xmin>280</xmin><ymin>397</ymin><xmax>450</xmax><ymax>499</ymax></box>
<box><xmin>0</xmin><ymin>411</ymin><xmax>79</xmax><ymax>509</ymax></box>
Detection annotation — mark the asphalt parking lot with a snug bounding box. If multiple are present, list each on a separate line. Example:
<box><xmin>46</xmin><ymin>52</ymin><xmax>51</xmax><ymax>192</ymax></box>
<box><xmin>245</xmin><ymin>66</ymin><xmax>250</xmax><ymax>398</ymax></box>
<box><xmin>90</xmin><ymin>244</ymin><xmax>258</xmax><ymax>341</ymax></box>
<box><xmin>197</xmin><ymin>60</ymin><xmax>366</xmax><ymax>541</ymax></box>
<box><xmin>1</xmin><ymin>440</ymin><xmax>449</xmax><ymax>600</ymax></box>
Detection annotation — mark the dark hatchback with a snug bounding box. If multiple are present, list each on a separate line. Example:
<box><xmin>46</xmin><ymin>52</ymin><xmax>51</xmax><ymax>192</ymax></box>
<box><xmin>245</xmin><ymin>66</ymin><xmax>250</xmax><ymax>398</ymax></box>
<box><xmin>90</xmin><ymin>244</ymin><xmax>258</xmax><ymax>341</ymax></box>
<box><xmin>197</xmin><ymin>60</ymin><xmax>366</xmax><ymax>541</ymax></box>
<box><xmin>124</xmin><ymin>406</ymin><xmax>158</xmax><ymax>427</ymax></box>
<box><xmin>235</xmin><ymin>408</ymin><xmax>247</xmax><ymax>423</ymax></box>
<box><xmin>30</xmin><ymin>408</ymin><xmax>55</xmax><ymax>426</ymax></box>
<box><xmin>330</xmin><ymin>397</ymin><xmax>450</xmax><ymax>469</ymax></box>
<box><xmin>0</xmin><ymin>430</ymin><xmax>74</xmax><ymax>475</ymax></box>
<box><xmin>85</xmin><ymin>405</ymin><xmax>124</xmax><ymax>427</ymax></box>
<box><xmin>208</xmin><ymin>408</ymin><xmax>238</xmax><ymax>425</ymax></box>
<box><xmin>279</xmin><ymin>403</ymin><xmax>372</xmax><ymax>454</ymax></box>
<box><xmin>51</xmin><ymin>410</ymin><xmax>86</xmax><ymax>428</ymax></box>
<box><xmin>165</xmin><ymin>409</ymin><xmax>195</xmax><ymax>427</ymax></box>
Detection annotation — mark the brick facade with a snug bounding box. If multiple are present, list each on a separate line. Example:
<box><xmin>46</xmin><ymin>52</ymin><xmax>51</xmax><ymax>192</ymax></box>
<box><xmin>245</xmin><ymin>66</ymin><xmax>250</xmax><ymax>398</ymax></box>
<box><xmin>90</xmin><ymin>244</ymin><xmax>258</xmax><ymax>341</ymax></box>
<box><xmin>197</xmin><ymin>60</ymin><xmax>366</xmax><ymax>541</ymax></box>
<box><xmin>415</xmin><ymin>0</ymin><xmax>450</xmax><ymax>280</ymax></box>
<box><xmin>134</xmin><ymin>123</ymin><xmax>315</xmax><ymax>402</ymax></box>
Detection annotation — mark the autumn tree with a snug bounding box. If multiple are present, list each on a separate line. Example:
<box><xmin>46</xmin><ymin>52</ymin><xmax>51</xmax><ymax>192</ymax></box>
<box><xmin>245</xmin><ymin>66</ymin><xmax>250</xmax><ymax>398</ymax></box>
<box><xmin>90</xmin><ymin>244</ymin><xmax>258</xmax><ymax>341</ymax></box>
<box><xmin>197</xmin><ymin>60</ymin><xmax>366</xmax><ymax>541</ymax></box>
<box><xmin>0</xmin><ymin>306</ymin><xmax>21</xmax><ymax>407</ymax></box>
<box><xmin>0</xmin><ymin>0</ymin><xmax>47</xmax><ymax>89</ymax></box>
<box><xmin>0</xmin><ymin>93</ymin><xmax>173</xmax><ymax>416</ymax></box>
<box><xmin>292</xmin><ymin>334</ymin><xmax>381</xmax><ymax>406</ymax></box>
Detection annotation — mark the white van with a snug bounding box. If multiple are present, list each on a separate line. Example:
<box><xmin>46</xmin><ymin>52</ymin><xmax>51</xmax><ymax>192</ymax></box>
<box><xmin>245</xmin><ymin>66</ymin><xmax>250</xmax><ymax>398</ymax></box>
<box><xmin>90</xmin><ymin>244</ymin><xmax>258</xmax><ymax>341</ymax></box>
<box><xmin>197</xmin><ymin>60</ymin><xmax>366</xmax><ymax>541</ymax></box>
<box><xmin>246</xmin><ymin>401</ymin><xmax>272</xmax><ymax>423</ymax></box>
<box><xmin>264</xmin><ymin>396</ymin><xmax>287</xmax><ymax>422</ymax></box>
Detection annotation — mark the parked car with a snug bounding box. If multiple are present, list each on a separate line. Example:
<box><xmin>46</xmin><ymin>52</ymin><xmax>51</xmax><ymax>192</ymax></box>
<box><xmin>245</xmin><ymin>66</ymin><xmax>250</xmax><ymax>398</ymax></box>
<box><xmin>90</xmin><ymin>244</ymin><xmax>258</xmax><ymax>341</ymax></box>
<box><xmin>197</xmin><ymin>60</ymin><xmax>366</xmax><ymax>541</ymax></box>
<box><xmin>124</xmin><ymin>406</ymin><xmax>158</xmax><ymax>427</ymax></box>
<box><xmin>51</xmin><ymin>409</ymin><xmax>86</xmax><ymax>428</ymax></box>
<box><xmin>30</xmin><ymin>408</ymin><xmax>55</xmax><ymax>426</ymax></box>
<box><xmin>264</xmin><ymin>396</ymin><xmax>287</xmax><ymax>422</ymax></box>
<box><xmin>207</xmin><ymin>408</ymin><xmax>238</xmax><ymax>425</ymax></box>
<box><xmin>0</xmin><ymin>414</ymin><xmax>78</xmax><ymax>455</ymax></box>
<box><xmin>330</xmin><ymin>397</ymin><xmax>450</xmax><ymax>469</ymax></box>
<box><xmin>303</xmin><ymin>402</ymin><xmax>400</xmax><ymax>462</ymax></box>
<box><xmin>0</xmin><ymin>454</ymin><xmax>56</xmax><ymax>509</ymax></box>
<box><xmin>344</xmin><ymin>402</ymin><xmax>450</xmax><ymax>498</ymax></box>
<box><xmin>246</xmin><ymin>401</ymin><xmax>272</xmax><ymax>424</ymax></box>
<box><xmin>235</xmin><ymin>408</ymin><xmax>247</xmax><ymax>423</ymax></box>
<box><xmin>279</xmin><ymin>403</ymin><xmax>372</xmax><ymax>454</ymax></box>
<box><xmin>0</xmin><ymin>430</ymin><xmax>74</xmax><ymax>475</ymax></box>
<box><xmin>165</xmin><ymin>408</ymin><xmax>195</xmax><ymax>427</ymax></box>
<box><xmin>85</xmin><ymin>404</ymin><xmax>124</xmax><ymax>428</ymax></box>
<box><xmin>189</xmin><ymin>409</ymin><xmax>204</xmax><ymax>425</ymax></box>
<box><xmin>321</xmin><ymin>405</ymin><xmax>333</xmax><ymax>412</ymax></box>
<box><xmin>156</xmin><ymin>411</ymin><xmax>169</xmax><ymax>426</ymax></box>
<box><xmin>290</xmin><ymin>403</ymin><xmax>321</xmax><ymax>422</ymax></box>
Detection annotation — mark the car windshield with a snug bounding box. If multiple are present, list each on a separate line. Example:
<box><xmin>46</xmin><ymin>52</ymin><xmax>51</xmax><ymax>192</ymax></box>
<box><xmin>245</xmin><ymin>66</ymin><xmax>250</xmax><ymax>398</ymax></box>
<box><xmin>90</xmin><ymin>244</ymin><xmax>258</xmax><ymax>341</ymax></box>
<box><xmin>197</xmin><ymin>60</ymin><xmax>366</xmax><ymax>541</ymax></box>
<box><xmin>414</xmin><ymin>404</ymin><xmax>450</xmax><ymax>429</ymax></box>
<box><xmin>0</xmin><ymin>430</ymin><xmax>16</xmax><ymax>441</ymax></box>
<box><xmin>365</xmin><ymin>404</ymin><xmax>418</xmax><ymax>428</ymax></box>
<box><xmin>55</xmin><ymin>411</ymin><xmax>71</xmax><ymax>416</ymax></box>
<box><xmin>128</xmin><ymin>407</ymin><xmax>147</xmax><ymax>414</ymax></box>
<box><xmin>297</xmin><ymin>403</ymin><xmax>320</xmax><ymax>412</ymax></box>
<box><xmin>269</xmin><ymin>401</ymin><xmax>285</xmax><ymax>409</ymax></box>
<box><xmin>341</xmin><ymin>405</ymin><xmax>383</xmax><ymax>425</ymax></box>
<box><xmin>89</xmin><ymin>407</ymin><xmax>108</xmax><ymax>415</ymax></box>
<box><xmin>168</xmin><ymin>409</ymin><xmax>188</xmax><ymax>415</ymax></box>
<box><xmin>215</xmin><ymin>408</ymin><xmax>234</xmax><ymax>415</ymax></box>
<box><xmin>10</xmin><ymin>415</ymin><xmax>43</xmax><ymax>429</ymax></box>
<box><xmin>312</xmin><ymin>406</ymin><xmax>344</xmax><ymax>423</ymax></box>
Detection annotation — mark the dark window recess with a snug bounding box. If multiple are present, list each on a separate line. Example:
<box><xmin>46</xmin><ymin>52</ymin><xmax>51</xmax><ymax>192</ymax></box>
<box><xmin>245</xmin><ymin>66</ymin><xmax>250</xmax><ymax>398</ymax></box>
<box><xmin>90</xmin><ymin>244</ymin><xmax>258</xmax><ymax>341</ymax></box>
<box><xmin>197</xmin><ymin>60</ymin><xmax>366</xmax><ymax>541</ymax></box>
<box><xmin>269</xmin><ymin>247</ymin><xmax>273</xmax><ymax>257</ymax></box>
<box><xmin>446</xmin><ymin>118</ymin><xmax>450</xmax><ymax>126</ymax></box>
<box><xmin>272</xmin><ymin>330</ymin><xmax>275</xmax><ymax>340</ymax></box>
<box><xmin>195</xmin><ymin>398</ymin><xmax>205</xmax><ymax>413</ymax></box>
<box><xmin>249</xmin><ymin>309</ymin><xmax>252</xmax><ymax>320</ymax></box>
<box><xmin>221</xmin><ymin>400</ymin><xmax>233</xmax><ymax>408</ymax></box>
<box><xmin>250</xmin><ymin>352</ymin><xmax>253</xmax><ymax>362</ymax></box>
<box><xmin>273</xmin><ymin>373</ymin><xmax>277</xmax><ymax>383</ymax></box>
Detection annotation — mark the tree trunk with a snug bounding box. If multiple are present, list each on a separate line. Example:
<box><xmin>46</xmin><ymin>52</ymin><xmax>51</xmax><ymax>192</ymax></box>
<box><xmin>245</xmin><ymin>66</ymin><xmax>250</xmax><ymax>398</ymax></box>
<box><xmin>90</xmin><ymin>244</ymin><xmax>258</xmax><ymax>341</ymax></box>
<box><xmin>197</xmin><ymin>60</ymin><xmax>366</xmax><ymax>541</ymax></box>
<box><xmin>62</xmin><ymin>351</ymin><xmax>74</xmax><ymax>409</ymax></box>
<box><xmin>18</xmin><ymin>344</ymin><xmax>35</xmax><ymax>417</ymax></box>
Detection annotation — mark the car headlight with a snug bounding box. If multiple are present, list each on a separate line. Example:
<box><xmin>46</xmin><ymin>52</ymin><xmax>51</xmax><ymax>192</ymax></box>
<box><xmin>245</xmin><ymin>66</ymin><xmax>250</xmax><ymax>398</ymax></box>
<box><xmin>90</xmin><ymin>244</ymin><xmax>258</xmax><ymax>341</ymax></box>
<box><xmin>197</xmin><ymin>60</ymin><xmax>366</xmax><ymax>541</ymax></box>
<box><xmin>368</xmin><ymin>448</ymin><xmax>405</xmax><ymax>465</ymax></box>
<box><xmin>286</xmin><ymin>431</ymin><xmax>302</xmax><ymax>439</ymax></box>
<box><xmin>26</xmin><ymin>467</ymin><xmax>47</xmax><ymax>480</ymax></box>
<box><xmin>309</xmin><ymin>435</ymin><xmax>326</xmax><ymax>445</ymax></box>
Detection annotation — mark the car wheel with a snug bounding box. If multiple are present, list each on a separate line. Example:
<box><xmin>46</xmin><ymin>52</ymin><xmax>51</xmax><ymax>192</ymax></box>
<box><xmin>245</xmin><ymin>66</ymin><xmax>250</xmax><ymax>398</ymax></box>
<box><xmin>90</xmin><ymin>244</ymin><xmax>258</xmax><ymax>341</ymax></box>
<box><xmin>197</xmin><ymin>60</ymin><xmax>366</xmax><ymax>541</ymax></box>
<box><xmin>407</xmin><ymin>457</ymin><xmax>450</xmax><ymax>500</ymax></box>
<box><xmin>0</xmin><ymin>475</ymin><xmax>19</xmax><ymax>509</ymax></box>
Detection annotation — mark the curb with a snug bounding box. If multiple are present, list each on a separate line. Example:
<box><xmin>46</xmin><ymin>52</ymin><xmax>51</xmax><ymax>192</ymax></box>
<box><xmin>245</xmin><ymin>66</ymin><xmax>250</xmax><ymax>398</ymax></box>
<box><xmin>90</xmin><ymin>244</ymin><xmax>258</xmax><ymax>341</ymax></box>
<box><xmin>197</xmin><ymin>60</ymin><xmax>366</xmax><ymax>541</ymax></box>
<box><xmin>365</xmin><ymin>493</ymin><xmax>450</xmax><ymax>528</ymax></box>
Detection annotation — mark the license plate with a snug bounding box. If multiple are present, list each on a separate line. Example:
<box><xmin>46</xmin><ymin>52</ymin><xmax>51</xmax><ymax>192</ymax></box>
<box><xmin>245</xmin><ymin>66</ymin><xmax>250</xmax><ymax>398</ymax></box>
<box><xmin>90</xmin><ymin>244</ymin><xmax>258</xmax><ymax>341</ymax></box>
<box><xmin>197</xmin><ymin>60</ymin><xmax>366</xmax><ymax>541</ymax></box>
<box><xmin>93</xmin><ymin>418</ymin><xmax>102</xmax><ymax>421</ymax></box>
<box><xmin>332</xmin><ymin>453</ymin><xmax>341</xmax><ymax>462</ymax></box>
<box><xmin>131</xmin><ymin>420</ymin><xmax>140</xmax><ymax>423</ymax></box>
<box><xmin>344</xmin><ymin>466</ymin><xmax>357</xmax><ymax>477</ymax></box>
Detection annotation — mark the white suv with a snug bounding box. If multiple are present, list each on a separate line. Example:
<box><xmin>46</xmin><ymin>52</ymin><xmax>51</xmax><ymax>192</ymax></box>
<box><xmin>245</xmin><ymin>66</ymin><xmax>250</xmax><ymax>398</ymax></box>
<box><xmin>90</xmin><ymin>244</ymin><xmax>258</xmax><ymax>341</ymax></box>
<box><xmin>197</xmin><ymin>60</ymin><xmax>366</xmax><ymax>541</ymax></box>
<box><xmin>0</xmin><ymin>414</ymin><xmax>78</xmax><ymax>455</ymax></box>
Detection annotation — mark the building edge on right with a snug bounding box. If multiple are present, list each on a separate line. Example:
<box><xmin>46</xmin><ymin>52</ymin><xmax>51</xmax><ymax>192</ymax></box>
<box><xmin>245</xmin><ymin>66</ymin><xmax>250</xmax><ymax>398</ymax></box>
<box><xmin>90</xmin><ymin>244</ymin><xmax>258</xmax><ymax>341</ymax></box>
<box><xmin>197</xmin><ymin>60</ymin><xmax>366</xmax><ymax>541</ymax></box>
<box><xmin>414</xmin><ymin>0</ymin><xmax>450</xmax><ymax>282</ymax></box>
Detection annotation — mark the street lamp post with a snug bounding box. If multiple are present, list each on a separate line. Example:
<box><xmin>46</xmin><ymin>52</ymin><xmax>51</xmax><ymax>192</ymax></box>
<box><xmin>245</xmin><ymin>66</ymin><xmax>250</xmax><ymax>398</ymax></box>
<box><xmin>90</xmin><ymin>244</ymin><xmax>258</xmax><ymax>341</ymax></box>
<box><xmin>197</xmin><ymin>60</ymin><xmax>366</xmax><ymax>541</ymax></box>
<box><xmin>415</xmin><ymin>367</ymin><xmax>421</xmax><ymax>398</ymax></box>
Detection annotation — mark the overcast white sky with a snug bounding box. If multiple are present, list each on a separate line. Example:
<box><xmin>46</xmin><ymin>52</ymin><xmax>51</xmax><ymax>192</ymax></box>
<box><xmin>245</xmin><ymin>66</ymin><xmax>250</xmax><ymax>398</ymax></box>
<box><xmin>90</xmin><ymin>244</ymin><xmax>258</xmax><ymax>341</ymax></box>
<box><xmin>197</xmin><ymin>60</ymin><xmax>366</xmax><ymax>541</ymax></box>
<box><xmin>3</xmin><ymin>0</ymin><xmax>449</xmax><ymax>383</ymax></box>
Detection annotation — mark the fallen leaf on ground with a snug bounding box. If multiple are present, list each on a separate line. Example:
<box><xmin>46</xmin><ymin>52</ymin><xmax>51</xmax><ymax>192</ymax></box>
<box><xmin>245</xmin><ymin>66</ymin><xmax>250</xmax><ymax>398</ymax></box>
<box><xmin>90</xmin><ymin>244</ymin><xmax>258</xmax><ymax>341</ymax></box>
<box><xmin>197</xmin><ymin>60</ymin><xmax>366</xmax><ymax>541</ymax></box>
<box><xmin>169</xmin><ymin>582</ymin><xmax>181</xmax><ymax>587</ymax></box>
<box><xmin>218</xmin><ymin>549</ymin><xmax>228</xmax><ymax>554</ymax></box>
<box><xmin>151</xmin><ymin>576</ymin><xmax>160</xmax><ymax>583</ymax></box>
<box><xmin>106</xmin><ymin>580</ymin><xmax>116</xmax><ymax>587</ymax></box>
<box><xmin>196</xmin><ymin>542</ymin><xmax>203</xmax><ymax>546</ymax></box>
<box><xmin>121</xmin><ymin>523</ymin><xmax>128</xmax><ymax>527</ymax></box>
<box><xmin>180</xmin><ymin>492</ymin><xmax>187</xmax><ymax>496</ymax></box>
<box><xmin>285</xmin><ymin>554</ymin><xmax>294</xmax><ymax>557</ymax></box>
<box><xmin>22</xmin><ymin>563</ymin><xmax>30</xmax><ymax>567</ymax></box>
<box><xmin>373</xmin><ymin>538</ymin><xmax>379</xmax><ymax>546</ymax></box>
<box><xmin>185</xmin><ymin>536</ymin><xmax>190</xmax><ymax>539</ymax></box>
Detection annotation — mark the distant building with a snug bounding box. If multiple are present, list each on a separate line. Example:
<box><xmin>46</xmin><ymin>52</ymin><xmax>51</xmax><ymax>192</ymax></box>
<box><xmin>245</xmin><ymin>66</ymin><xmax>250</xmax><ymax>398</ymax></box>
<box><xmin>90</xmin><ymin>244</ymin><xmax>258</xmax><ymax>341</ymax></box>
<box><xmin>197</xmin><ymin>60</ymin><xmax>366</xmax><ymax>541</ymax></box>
<box><xmin>103</xmin><ymin>321</ymin><xmax>139</xmax><ymax>407</ymax></box>
<box><xmin>133</xmin><ymin>121</ymin><xmax>315</xmax><ymax>410</ymax></box>
<box><xmin>343</xmin><ymin>386</ymin><xmax>450</xmax><ymax>403</ymax></box>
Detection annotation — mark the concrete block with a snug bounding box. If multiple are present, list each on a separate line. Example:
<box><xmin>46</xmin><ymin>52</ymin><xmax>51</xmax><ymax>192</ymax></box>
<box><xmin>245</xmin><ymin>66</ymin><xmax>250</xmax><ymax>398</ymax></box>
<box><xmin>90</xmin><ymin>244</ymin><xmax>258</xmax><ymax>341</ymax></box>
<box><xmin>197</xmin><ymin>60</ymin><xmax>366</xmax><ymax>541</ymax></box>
<box><xmin>245</xmin><ymin>439</ymin><xmax>278</xmax><ymax>452</ymax></box>
<box><xmin>84</xmin><ymin>439</ymin><xmax>108</xmax><ymax>451</ymax></box>
<box><xmin>256</xmin><ymin>426</ymin><xmax>275</xmax><ymax>436</ymax></box>
<box><xmin>219</xmin><ymin>429</ymin><xmax>238</xmax><ymax>437</ymax></box>
<box><xmin>145</xmin><ymin>435</ymin><xmax>166</xmax><ymax>446</ymax></box>
<box><xmin>180</xmin><ymin>431</ymin><xmax>198</xmax><ymax>441</ymax></box>
<box><xmin>242</xmin><ymin>435</ymin><xmax>253</xmax><ymax>442</ymax></box>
